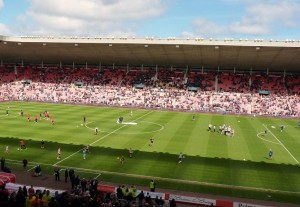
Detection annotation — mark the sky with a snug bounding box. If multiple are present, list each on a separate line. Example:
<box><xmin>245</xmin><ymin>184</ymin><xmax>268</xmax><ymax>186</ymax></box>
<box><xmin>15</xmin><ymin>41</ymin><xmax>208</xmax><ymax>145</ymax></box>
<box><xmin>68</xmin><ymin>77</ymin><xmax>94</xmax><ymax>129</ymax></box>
<box><xmin>0</xmin><ymin>0</ymin><xmax>300</xmax><ymax>40</ymax></box>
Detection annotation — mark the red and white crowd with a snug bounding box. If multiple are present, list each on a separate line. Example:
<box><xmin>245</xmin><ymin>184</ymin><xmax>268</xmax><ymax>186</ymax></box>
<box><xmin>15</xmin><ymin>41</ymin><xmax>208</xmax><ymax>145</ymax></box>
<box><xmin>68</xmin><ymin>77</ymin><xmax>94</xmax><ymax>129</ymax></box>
<box><xmin>0</xmin><ymin>65</ymin><xmax>299</xmax><ymax>117</ymax></box>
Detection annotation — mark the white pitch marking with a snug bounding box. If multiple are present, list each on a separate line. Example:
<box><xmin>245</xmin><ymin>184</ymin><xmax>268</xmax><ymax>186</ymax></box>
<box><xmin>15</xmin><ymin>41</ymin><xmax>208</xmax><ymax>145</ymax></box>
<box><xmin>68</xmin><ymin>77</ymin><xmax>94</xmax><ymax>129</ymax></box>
<box><xmin>256</xmin><ymin>132</ymin><xmax>281</xmax><ymax>145</ymax></box>
<box><xmin>85</xmin><ymin>120</ymin><xmax>164</xmax><ymax>135</ymax></box>
<box><xmin>54</xmin><ymin>111</ymin><xmax>153</xmax><ymax>165</ymax></box>
<box><xmin>85</xmin><ymin>121</ymin><xmax>107</xmax><ymax>132</ymax></box>
<box><xmin>263</xmin><ymin>124</ymin><xmax>299</xmax><ymax>163</ymax></box>
<box><xmin>94</xmin><ymin>174</ymin><xmax>102</xmax><ymax>179</ymax></box>
<box><xmin>27</xmin><ymin>166</ymin><xmax>36</xmax><ymax>172</ymax></box>
<box><xmin>5</xmin><ymin>158</ymin><xmax>300</xmax><ymax>196</ymax></box>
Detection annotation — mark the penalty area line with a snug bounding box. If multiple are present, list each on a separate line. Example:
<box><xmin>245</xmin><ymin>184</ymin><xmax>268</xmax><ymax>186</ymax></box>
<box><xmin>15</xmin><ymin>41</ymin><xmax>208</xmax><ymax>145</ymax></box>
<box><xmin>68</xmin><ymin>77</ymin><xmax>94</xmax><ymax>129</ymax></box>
<box><xmin>263</xmin><ymin>124</ymin><xmax>299</xmax><ymax>164</ymax></box>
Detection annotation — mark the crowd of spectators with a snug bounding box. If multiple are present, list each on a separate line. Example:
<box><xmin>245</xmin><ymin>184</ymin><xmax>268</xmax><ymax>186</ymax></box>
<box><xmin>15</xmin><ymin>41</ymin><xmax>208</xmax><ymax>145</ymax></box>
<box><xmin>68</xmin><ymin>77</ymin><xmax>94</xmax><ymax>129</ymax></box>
<box><xmin>0</xmin><ymin>65</ymin><xmax>299</xmax><ymax>117</ymax></box>
<box><xmin>1</xmin><ymin>162</ymin><xmax>176</xmax><ymax>207</ymax></box>
<box><xmin>0</xmin><ymin>182</ymin><xmax>177</xmax><ymax>207</ymax></box>
<box><xmin>0</xmin><ymin>81</ymin><xmax>299</xmax><ymax>117</ymax></box>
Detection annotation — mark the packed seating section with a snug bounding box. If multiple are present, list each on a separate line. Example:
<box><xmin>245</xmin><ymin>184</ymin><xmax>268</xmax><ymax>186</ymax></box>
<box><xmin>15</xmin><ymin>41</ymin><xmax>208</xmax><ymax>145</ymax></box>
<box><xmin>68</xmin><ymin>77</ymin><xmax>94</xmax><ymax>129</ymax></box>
<box><xmin>0</xmin><ymin>65</ymin><xmax>299</xmax><ymax>117</ymax></box>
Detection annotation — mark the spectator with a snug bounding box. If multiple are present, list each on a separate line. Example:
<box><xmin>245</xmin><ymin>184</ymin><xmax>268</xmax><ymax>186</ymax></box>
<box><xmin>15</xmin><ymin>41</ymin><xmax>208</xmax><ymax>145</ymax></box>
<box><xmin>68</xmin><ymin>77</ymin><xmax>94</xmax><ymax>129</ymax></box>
<box><xmin>0</xmin><ymin>183</ymin><xmax>9</xmax><ymax>202</ymax></box>
<box><xmin>116</xmin><ymin>185</ymin><xmax>123</xmax><ymax>199</ymax></box>
<box><xmin>15</xmin><ymin>187</ymin><xmax>26</xmax><ymax>207</ymax></box>
<box><xmin>169</xmin><ymin>198</ymin><xmax>177</xmax><ymax>207</ymax></box>
<box><xmin>145</xmin><ymin>192</ymin><xmax>152</xmax><ymax>205</ymax></box>
<box><xmin>137</xmin><ymin>190</ymin><xmax>145</xmax><ymax>207</ymax></box>
<box><xmin>28</xmin><ymin>185</ymin><xmax>35</xmax><ymax>196</ymax></box>
<box><xmin>48</xmin><ymin>197</ymin><xmax>60</xmax><ymax>207</ymax></box>
<box><xmin>42</xmin><ymin>190</ymin><xmax>52</xmax><ymax>206</ymax></box>
<box><xmin>81</xmin><ymin>178</ymin><xmax>87</xmax><ymax>192</ymax></box>
<box><xmin>22</xmin><ymin>185</ymin><xmax>28</xmax><ymax>197</ymax></box>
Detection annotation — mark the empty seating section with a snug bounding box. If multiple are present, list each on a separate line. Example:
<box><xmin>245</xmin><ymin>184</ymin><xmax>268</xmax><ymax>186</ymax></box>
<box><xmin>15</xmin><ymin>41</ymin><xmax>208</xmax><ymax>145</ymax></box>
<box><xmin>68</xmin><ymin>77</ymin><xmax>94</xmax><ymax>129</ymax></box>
<box><xmin>0</xmin><ymin>65</ymin><xmax>299</xmax><ymax>117</ymax></box>
<box><xmin>199</xmin><ymin>73</ymin><xmax>215</xmax><ymax>91</ymax></box>
<box><xmin>250</xmin><ymin>74</ymin><xmax>286</xmax><ymax>95</ymax></box>
<box><xmin>286</xmin><ymin>74</ymin><xmax>300</xmax><ymax>95</ymax></box>
<box><xmin>217</xmin><ymin>73</ymin><xmax>251</xmax><ymax>93</ymax></box>
<box><xmin>156</xmin><ymin>68</ymin><xmax>185</xmax><ymax>88</ymax></box>
<box><xmin>186</xmin><ymin>71</ymin><xmax>215</xmax><ymax>91</ymax></box>
<box><xmin>126</xmin><ymin>67</ymin><xmax>156</xmax><ymax>86</ymax></box>
<box><xmin>0</xmin><ymin>66</ymin><xmax>15</xmax><ymax>83</ymax></box>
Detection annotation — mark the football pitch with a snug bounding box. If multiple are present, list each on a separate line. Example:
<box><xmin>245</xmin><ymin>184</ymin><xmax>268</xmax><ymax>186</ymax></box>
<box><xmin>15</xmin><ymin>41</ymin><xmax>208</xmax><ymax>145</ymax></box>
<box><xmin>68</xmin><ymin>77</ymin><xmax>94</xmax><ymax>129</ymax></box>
<box><xmin>1</xmin><ymin>101</ymin><xmax>300</xmax><ymax>204</ymax></box>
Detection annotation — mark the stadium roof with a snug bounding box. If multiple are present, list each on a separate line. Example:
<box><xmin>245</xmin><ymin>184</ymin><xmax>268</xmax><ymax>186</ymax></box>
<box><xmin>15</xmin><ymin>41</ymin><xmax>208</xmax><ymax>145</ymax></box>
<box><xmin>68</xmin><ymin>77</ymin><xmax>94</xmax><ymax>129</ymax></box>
<box><xmin>1</xmin><ymin>35</ymin><xmax>300</xmax><ymax>72</ymax></box>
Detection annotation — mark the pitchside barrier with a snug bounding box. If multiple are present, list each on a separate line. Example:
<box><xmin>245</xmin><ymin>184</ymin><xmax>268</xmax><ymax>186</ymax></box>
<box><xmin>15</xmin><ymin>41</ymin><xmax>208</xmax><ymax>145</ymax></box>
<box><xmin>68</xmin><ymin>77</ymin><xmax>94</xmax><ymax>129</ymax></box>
<box><xmin>4</xmin><ymin>182</ymin><xmax>65</xmax><ymax>196</ymax></box>
<box><xmin>2</xmin><ymin>181</ymin><xmax>271</xmax><ymax>207</ymax></box>
<box><xmin>97</xmin><ymin>184</ymin><xmax>271</xmax><ymax>207</ymax></box>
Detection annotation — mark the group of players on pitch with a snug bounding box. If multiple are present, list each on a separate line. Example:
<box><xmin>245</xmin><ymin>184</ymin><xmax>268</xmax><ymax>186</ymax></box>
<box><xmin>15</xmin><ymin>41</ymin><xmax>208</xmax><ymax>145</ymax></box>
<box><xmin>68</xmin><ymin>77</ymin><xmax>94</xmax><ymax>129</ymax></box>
<box><xmin>4</xmin><ymin>110</ymin><xmax>185</xmax><ymax>164</ymax></box>
<box><xmin>5</xmin><ymin>109</ymin><xmax>278</xmax><ymax>164</ymax></box>
<box><xmin>18</xmin><ymin>109</ymin><xmax>55</xmax><ymax>125</ymax></box>
<box><xmin>4</xmin><ymin>138</ymin><xmax>91</xmax><ymax>162</ymax></box>
<box><xmin>208</xmin><ymin>124</ymin><xmax>235</xmax><ymax>137</ymax></box>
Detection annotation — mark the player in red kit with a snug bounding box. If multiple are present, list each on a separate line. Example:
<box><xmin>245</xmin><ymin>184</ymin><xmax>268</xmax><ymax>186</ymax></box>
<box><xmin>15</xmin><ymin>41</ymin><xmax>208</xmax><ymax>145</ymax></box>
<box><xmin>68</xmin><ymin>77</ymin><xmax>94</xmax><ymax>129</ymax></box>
<box><xmin>35</xmin><ymin>115</ymin><xmax>39</xmax><ymax>123</ymax></box>
<box><xmin>27</xmin><ymin>114</ymin><xmax>31</xmax><ymax>122</ymax></box>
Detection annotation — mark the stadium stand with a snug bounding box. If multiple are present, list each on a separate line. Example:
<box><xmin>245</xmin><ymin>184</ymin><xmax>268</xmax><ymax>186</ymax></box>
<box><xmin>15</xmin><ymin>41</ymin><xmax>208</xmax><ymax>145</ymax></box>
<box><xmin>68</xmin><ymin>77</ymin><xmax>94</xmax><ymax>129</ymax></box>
<box><xmin>0</xmin><ymin>65</ymin><xmax>299</xmax><ymax>117</ymax></box>
<box><xmin>1</xmin><ymin>64</ymin><xmax>299</xmax><ymax>207</ymax></box>
<box><xmin>0</xmin><ymin>181</ymin><xmax>179</xmax><ymax>207</ymax></box>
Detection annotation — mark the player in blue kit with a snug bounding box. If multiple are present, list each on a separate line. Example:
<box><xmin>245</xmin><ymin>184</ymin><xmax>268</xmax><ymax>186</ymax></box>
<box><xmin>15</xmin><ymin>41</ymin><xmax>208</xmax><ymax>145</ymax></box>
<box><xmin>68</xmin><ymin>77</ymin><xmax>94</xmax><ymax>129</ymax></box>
<box><xmin>269</xmin><ymin>149</ymin><xmax>273</xmax><ymax>160</ymax></box>
<box><xmin>83</xmin><ymin>148</ymin><xmax>87</xmax><ymax>159</ymax></box>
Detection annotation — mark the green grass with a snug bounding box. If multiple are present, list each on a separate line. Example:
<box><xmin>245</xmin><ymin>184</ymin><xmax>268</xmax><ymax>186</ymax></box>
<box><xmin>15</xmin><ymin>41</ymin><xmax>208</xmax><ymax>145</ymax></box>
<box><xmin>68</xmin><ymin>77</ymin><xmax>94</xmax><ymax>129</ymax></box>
<box><xmin>1</xmin><ymin>101</ymin><xmax>300</xmax><ymax>205</ymax></box>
